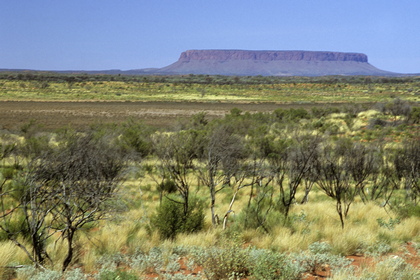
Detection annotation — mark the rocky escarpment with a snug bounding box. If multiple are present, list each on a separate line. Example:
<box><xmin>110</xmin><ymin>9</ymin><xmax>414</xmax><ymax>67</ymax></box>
<box><xmin>159</xmin><ymin>50</ymin><xmax>395</xmax><ymax>76</ymax></box>
<box><xmin>177</xmin><ymin>50</ymin><xmax>368</xmax><ymax>63</ymax></box>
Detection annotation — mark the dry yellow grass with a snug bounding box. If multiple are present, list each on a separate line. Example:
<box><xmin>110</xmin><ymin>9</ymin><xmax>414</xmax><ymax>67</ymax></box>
<box><xmin>46</xmin><ymin>239</ymin><xmax>68</xmax><ymax>271</ymax></box>
<box><xmin>271</xmin><ymin>227</ymin><xmax>312</xmax><ymax>252</ymax></box>
<box><xmin>0</xmin><ymin>241</ymin><xmax>17</xmax><ymax>273</ymax></box>
<box><xmin>78</xmin><ymin>248</ymin><xmax>98</xmax><ymax>273</ymax></box>
<box><xmin>176</xmin><ymin>229</ymin><xmax>224</xmax><ymax>248</ymax></box>
<box><xmin>0</xmin><ymin>241</ymin><xmax>30</xmax><ymax>279</ymax></box>
<box><xmin>232</xmin><ymin>200</ymin><xmax>419</xmax><ymax>256</ymax></box>
<box><xmin>394</xmin><ymin>216</ymin><xmax>420</xmax><ymax>243</ymax></box>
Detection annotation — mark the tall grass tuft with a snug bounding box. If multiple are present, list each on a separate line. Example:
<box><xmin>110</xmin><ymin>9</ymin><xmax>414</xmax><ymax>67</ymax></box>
<box><xmin>0</xmin><ymin>241</ymin><xmax>17</xmax><ymax>279</ymax></box>
<box><xmin>176</xmin><ymin>229</ymin><xmax>223</xmax><ymax>248</ymax></box>
<box><xmin>369</xmin><ymin>256</ymin><xmax>420</xmax><ymax>280</ymax></box>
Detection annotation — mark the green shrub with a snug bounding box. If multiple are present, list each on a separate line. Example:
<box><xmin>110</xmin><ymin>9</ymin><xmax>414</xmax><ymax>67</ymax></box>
<box><xmin>19</xmin><ymin>134</ymin><xmax>51</xmax><ymax>158</ymax></box>
<box><xmin>367</xmin><ymin>118</ymin><xmax>389</xmax><ymax>129</ymax></box>
<box><xmin>158</xmin><ymin>179</ymin><xmax>177</xmax><ymax>196</ymax></box>
<box><xmin>394</xmin><ymin>204</ymin><xmax>420</xmax><ymax>219</ymax></box>
<box><xmin>311</xmin><ymin>107</ymin><xmax>341</xmax><ymax>118</ymax></box>
<box><xmin>274</xmin><ymin>108</ymin><xmax>310</xmax><ymax>122</ymax></box>
<box><xmin>238</xmin><ymin>192</ymin><xmax>281</xmax><ymax>233</ymax></box>
<box><xmin>117</xmin><ymin>120</ymin><xmax>153</xmax><ymax>159</ymax></box>
<box><xmin>151</xmin><ymin>195</ymin><xmax>204</xmax><ymax>239</ymax></box>
<box><xmin>409</xmin><ymin>107</ymin><xmax>420</xmax><ymax>124</ymax></box>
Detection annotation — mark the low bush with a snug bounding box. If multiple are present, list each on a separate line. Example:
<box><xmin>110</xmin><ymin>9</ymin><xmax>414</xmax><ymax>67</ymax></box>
<box><xmin>201</xmin><ymin>245</ymin><xmax>250</xmax><ymax>280</ymax></box>
<box><xmin>130</xmin><ymin>247</ymin><xmax>164</xmax><ymax>274</ymax></box>
<box><xmin>248</xmin><ymin>249</ymin><xmax>303</xmax><ymax>280</ymax></box>
<box><xmin>367</xmin><ymin>118</ymin><xmax>389</xmax><ymax>129</ymax></box>
<box><xmin>293</xmin><ymin>242</ymin><xmax>352</xmax><ymax>276</ymax></box>
<box><xmin>365</xmin><ymin>242</ymin><xmax>393</xmax><ymax>257</ymax></box>
<box><xmin>151</xmin><ymin>195</ymin><xmax>204</xmax><ymax>240</ymax></box>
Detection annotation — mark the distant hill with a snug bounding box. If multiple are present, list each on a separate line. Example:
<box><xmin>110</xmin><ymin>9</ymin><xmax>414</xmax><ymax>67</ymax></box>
<box><xmin>158</xmin><ymin>50</ymin><xmax>398</xmax><ymax>76</ymax></box>
<box><xmin>1</xmin><ymin>50</ymin><xmax>414</xmax><ymax>76</ymax></box>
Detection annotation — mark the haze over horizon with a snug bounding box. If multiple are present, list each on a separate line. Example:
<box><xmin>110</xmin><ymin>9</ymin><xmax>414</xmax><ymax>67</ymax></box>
<box><xmin>1</xmin><ymin>0</ymin><xmax>419</xmax><ymax>74</ymax></box>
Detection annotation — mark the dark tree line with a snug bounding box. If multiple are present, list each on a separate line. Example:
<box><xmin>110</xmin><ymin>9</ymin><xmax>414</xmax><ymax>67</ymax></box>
<box><xmin>2</xmin><ymin>71</ymin><xmax>419</xmax><ymax>85</ymax></box>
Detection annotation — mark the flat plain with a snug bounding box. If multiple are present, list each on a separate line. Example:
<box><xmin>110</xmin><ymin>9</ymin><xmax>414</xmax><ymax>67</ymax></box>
<box><xmin>0</xmin><ymin>74</ymin><xmax>419</xmax><ymax>280</ymax></box>
<box><xmin>0</xmin><ymin>100</ymin><xmax>367</xmax><ymax>131</ymax></box>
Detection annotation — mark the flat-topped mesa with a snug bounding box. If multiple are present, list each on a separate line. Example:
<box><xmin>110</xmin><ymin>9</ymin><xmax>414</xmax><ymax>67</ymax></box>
<box><xmin>160</xmin><ymin>49</ymin><xmax>395</xmax><ymax>76</ymax></box>
<box><xmin>178</xmin><ymin>50</ymin><xmax>368</xmax><ymax>63</ymax></box>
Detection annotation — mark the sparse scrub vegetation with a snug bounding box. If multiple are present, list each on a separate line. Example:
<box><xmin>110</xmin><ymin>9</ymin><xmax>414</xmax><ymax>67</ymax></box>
<box><xmin>0</xmin><ymin>74</ymin><xmax>419</xmax><ymax>278</ymax></box>
<box><xmin>0</xmin><ymin>72</ymin><xmax>419</xmax><ymax>103</ymax></box>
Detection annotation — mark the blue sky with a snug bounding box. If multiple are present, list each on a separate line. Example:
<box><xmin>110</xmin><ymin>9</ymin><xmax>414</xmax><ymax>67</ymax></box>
<box><xmin>1</xmin><ymin>0</ymin><xmax>419</xmax><ymax>73</ymax></box>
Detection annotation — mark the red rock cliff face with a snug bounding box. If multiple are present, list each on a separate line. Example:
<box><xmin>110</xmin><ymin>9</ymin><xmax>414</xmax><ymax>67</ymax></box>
<box><xmin>178</xmin><ymin>50</ymin><xmax>368</xmax><ymax>63</ymax></box>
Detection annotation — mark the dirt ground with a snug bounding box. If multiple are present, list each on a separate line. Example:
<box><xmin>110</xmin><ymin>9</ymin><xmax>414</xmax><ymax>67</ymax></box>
<box><xmin>0</xmin><ymin>100</ymin><xmax>346</xmax><ymax>131</ymax></box>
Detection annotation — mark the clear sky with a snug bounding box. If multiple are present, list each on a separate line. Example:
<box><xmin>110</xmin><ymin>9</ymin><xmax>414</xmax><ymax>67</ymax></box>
<box><xmin>1</xmin><ymin>0</ymin><xmax>419</xmax><ymax>73</ymax></box>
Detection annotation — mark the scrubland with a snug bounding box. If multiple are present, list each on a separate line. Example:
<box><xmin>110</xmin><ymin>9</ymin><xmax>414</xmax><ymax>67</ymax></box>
<box><xmin>0</xmin><ymin>73</ymin><xmax>419</xmax><ymax>279</ymax></box>
<box><xmin>0</xmin><ymin>72</ymin><xmax>419</xmax><ymax>103</ymax></box>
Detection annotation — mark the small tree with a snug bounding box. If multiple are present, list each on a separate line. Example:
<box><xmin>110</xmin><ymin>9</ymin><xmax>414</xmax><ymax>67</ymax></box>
<box><xmin>238</xmin><ymin>126</ymin><xmax>275</xmax><ymax>232</ymax></box>
<box><xmin>198</xmin><ymin>124</ymin><xmax>247</xmax><ymax>226</ymax></box>
<box><xmin>29</xmin><ymin>132</ymin><xmax>125</xmax><ymax>271</ymax></box>
<box><xmin>314</xmin><ymin>139</ymin><xmax>356</xmax><ymax>229</ymax></box>
<box><xmin>280</xmin><ymin>134</ymin><xmax>320</xmax><ymax>219</ymax></box>
<box><xmin>385</xmin><ymin>98</ymin><xmax>412</xmax><ymax>123</ymax></box>
<box><xmin>0</xmin><ymin>156</ymin><xmax>56</xmax><ymax>269</ymax></box>
<box><xmin>153</xmin><ymin>129</ymin><xmax>204</xmax><ymax>216</ymax></box>
<box><xmin>117</xmin><ymin>119</ymin><xmax>154</xmax><ymax>160</ymax></box>
<box><xmin>344</xmin><ymin>142</ymin><xmax>381</xmax><ymax>203</ymax></box>
<box><xmin>265</xmin><ymin>133</ymin><xmax>320</xmax><ymax>221</ymax></box>
<box><xmin>393</xmin><ymin>138</ymin><xmax>420</xmax><ymax>205</ymax></box>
